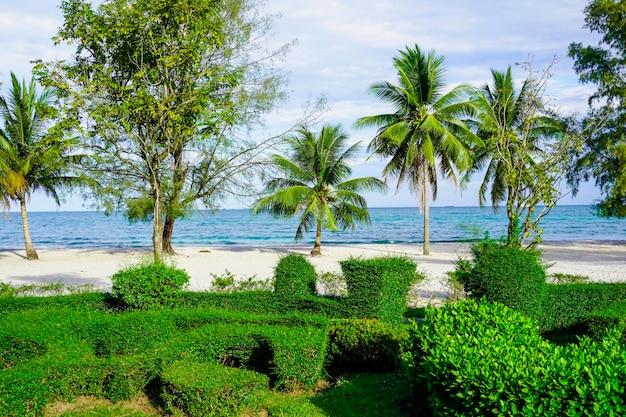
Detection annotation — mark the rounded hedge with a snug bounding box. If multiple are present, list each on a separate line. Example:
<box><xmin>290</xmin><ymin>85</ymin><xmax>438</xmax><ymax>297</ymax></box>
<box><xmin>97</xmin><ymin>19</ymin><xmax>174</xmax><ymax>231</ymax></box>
<box><xmin>273</xmin><ymin>254</ymin><xmax>317</xmax><ymax>297</ymax></box>
<box><xmin>111</xmin><ymin>263</ymin><xmax>190</xmax><ymax>310</ymax></box>
<box><xmin>464</xmin><ymin>241</ymin><xmax>545</xmax><ymax>319</ymax></box>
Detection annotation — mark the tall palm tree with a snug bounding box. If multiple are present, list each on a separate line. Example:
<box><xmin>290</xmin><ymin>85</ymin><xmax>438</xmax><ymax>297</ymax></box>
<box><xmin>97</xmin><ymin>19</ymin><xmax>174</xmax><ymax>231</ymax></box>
<box><xmin>0</xmin><ymin>72</ymin><xmax>72</xmax><ymax>260</ymax></box>
<box><xmin>252</xmin><ymin>123</ymin><xmax>385</xmax><ymax>255</ymax></box>
<box><xmin>469</xmin><ymin>67</ymin><xmax>563</xmax><ymax>245</ymax></box>
<box><xmin>355</xmin><ymin>44</ymin><xmax>480</xmax><ymax>255</ymax></box>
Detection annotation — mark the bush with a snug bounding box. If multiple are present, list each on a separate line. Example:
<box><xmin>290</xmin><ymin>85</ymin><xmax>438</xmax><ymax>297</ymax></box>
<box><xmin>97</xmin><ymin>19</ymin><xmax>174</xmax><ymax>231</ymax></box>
<box><xmin>462</xmin><ymin>240</ymin><xmax>545</xmax><ymax>318</ymax></box>
<box><xmin>540</xmin><ymin>282</ymin><xmax>626</xmax><ymax>332</ymax></box>
<box><xmin>111</xmin><ymin>263</ymin><xmax>190</xmax><ymax>310</ymax></box>
<box><xmin>340</xmin><ymin>256</ymin><xmax>417</xmax><ymax>323</ymax></box>
<box><xmin>161</xmin><ymin>361</ymin><xmax>269</xmax><ymax>417</ymax></box>
<box><xmin>274</xmin><ymin>254</ymin><xmax>317</xmax><ymax>297</ymax></box>
<box><xmin>86</xmin><ymin>310</ymin><xmax>178</xmax><ymax>358</ymax></box>
<box><xmin>0</xmin><ymin>336</ymin><xmax>47</xmax><ymax>369</ymax></box>
<box><xmin>407</xmin><ymin>300</ymin><xmax>626</xmax><ymax>416</ymax></box>
<box><xmin>326</xmin><ymin>318</ymin><xmax>408</xmax><ymax>374</ymax></box>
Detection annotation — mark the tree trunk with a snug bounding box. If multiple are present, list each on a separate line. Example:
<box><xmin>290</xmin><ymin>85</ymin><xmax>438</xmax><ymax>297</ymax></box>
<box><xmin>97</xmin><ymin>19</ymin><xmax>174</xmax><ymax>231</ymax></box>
<box><xmin>162</xmin><ymin>214</ymin><xmax>176</xmax><ymax>255</ymax></box>
<box><xmin>152</xmin><ymin>187</ymin><xmax>164</xmax><ymax>264</ymax></box>
<box><xmin>423</xmin><ymin>179</ymin><xmax>430</xmax><ymax>256</ymax></box>
<box><xmin>20</xmin><ymin>197</ymin><xmax>38</xmax><ymax>260</ymax></box>
<box><xmin>311</xmin><ymin>221</ymin><xmax>322</xmax><ymax>256</ymax></box>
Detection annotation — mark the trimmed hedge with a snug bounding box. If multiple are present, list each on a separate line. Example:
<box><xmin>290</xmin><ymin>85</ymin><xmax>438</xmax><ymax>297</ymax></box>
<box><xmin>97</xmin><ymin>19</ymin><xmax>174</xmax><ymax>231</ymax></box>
<box><xmin>341</xmin><ymin>256</ymin><xmax>417</xmax><ymax>323</ymax></box>
<box><xmin>161</xmin><ymin>361</ymin><xmax>269</xmax><ymax>417</ymax></box>
<box><xmin>162</xmin><ymin>321</ymin><xmax>329</xmax><ymax>390</ymax></box>
<box><xmin>111</xmin><ymin>263</ymin><xmax>190</xmax><ymax>310</ymax></box>
<box><xmin>274</xmin><ymin>254</ymin><xmax>317</xmax><ymax>297</ymax></box>
<box><xmin>462</xmin><ymin>241</ymin><xmax>546</xmax><ymax>319</ymax></box>
<box><xmin>408</xmin><ymin>300</ymin><xmax>626</xmax><ymax>416</ymax></box>
<box><xmin>326</xmin><ymin>318</ymin><xmax>408</xmax><ymax>374</ymax></box>
<box><xmin>540</xmin><ymin>282</ymin><xmax>626</xmax><ymax>332</ymax></box>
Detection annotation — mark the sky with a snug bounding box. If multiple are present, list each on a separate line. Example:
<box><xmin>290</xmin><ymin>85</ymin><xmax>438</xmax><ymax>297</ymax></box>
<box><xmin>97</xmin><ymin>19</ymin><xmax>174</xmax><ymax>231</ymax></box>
<box><xmin>0</xmin><ymin>0</ymin><xmax>604</xmax><ymax>211</ymax></box>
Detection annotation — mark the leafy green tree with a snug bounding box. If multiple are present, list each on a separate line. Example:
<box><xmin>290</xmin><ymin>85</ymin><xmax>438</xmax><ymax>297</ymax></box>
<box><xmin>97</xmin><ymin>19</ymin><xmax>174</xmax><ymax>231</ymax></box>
<box><xmin>37</xmin><ymin>0</ymin><xmax>292</xmax><ymax>262</ymax></box>
<box><xmin>469</xmin><ymin>65</ymin><xmax>567</xmax><ymax>247</ymax></box>
<box><xmin>252</xmin><ymin>124</ymin><xmax>385</xmax><ymax>256</ymax></box>
<box><xmin>355</xmin><ymin>44</ymin><xmax>480</xmax><ymax>255</ymax></box>
<box><xmin>568</xmin><ymin>0</ymin><xmax>626</xmax><ymax>218</ymax></box>
<box><xmin>0</xmin><ymin>73</ymin><xmax>73</xmax><ymax>260</ymax></box>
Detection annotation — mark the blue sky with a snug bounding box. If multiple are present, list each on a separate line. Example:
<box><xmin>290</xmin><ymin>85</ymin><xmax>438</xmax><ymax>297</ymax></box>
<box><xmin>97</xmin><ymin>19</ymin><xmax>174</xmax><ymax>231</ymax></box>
<box><xmin>1</xmin><ymin>0</ymin><xmax>602</xmax><ymax>211</ymax></box>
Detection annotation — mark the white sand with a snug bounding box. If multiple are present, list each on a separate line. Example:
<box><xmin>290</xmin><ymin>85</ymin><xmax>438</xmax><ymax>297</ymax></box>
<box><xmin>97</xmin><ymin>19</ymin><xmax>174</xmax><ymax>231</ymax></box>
<box><xmin>1</xmin><ymin>242</ymin><xmax>625</xmax><ymax>305</ymax></box>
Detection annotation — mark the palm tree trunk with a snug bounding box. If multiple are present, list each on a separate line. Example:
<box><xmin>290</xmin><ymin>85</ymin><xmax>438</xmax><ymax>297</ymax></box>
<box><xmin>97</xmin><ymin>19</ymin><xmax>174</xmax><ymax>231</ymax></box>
<box><xmin>423</xmin><ymin>179</ymin><xmax>430</xmax><ymax>256</ymax></box>
<box><xmin>311</xmin><ymin>221</ymin><xmax>322</xmax><ymax>256</ymax></box>
<box><xmin>19</xmin><ymin>196</ymin><xmax>38</xmax><ymax>260</ymax></box>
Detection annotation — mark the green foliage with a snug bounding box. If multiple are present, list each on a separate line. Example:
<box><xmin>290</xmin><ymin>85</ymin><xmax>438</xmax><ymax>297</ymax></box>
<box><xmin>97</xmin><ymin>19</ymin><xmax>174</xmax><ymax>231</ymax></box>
<box><xmin>209</xmin><ymin>270</ymin><xmax>273</xmax><ymax>293</ymax></box>
<box><xmin>407</xmin><ymin>300</ymin><xmax>626</xmax><ymax>416</ymax></box>
<box><xmin>462</xmin><ymin>240</ymin><xmax>546</xmax><ymax>318</ymax></box>
<box><xmin>274</xmin><ymin>254</ymin><xmax>318</xmax><ymax>297</ymax></box>
<box><xmin>0</xmin><ymin>283</ymin><xmax>15</xmax><ymax>298</ymax></box>
<box><xmin>85</xmin><ymin>311</ymin><xmax>177</xmax><ymax>358</ymax></box>
<box><xmin>161</xmin><ymin>361</ymin><xmax>269</xmax><ymax>417</ymax></box>
<box><xmin>111</xmin><ymin>263</ymin><xmax>190</xmax><ymax>310</ymax></box>
<box><xmin>355</xmin><ymin>44</ymin><xmax>479</xmax><ymax>255</ymax></box>
<box><xmin>317</xmin><ymin>271</ymin><xmax>347</xmax><ymax>297</ymax></box>
<box><xmin>252</xmin><ymin>124</ymin><xmax>386</xmax><ymax>255</ymax></box>
<box><xmin>548</xmin><ymin>272</ymin><xmax>590</xmax><ymax>284</ymax></box>
<box><xmin>0</xmin><ymin>336</ymin><xmax>47</xmax><ymax>369</ymax></box>
<box><xmin>341</xmin><ymin>256</ymin><xmax>418</xmax><ymax>323</ymax></box>
<box><xmin>326</xmin><ymin>318</ymin><xmax>408</xmax><ymax>374</ymax></box>
<box><xmin>540</xmin><ymin>282</ymin><xmax>626</xmax><ymax>332</ymax></box>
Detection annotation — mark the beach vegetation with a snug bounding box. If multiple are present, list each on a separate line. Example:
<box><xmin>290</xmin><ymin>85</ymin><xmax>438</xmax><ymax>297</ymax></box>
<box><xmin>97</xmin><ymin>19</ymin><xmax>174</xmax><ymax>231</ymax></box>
<box><xmin>0</xmin><ymin>72</ymin><xmax>75</xmax><ymax>260</ymax></box>
<box><xmin>252</xmin><ymin>123</ymin><xmax>386</xmax><ymax>256</ymax></box>
<box><xmin>111</xmin><ymin>263</ymin><xmax>190</xmax><ymax>310</ymax></box>
<box><xmin>355</xmin><ymin>44</ymin><xmax>481</xmax><ymax>255</ymax></box>
<box><xmin>35</xmin><ymin>0</ymin><xmax>304</xmax><ymax>263</ymax></box>
<box><xmin>341</xmin><ymin>256</ymin><xmax>419</xmax><ymax>324</ymax></box>
<box><xmin>408</xmin><ymin>299</ymin><xmax>626</xmax><ymax>416</ymax></box>
<box><xmin>274</xmin><ymin>253</ymin><xmax>318</xmax><ymax>297</ymax></box>
<box><xmin>209</xmin><ymin>270</ymin><xmax>273</xmax><ymax>293</ymax></box>
<box><xmin>568</xmin><ymin>0</ymin><xmax>626</xmax><ymax>218</ymax></box>
<box><xmin>457</xmin><ymin>239</ymin><xmax>546</xmax><ymax>319</ymax></box>
<box><xmin>468</xmin><ymin>63</ymin><xmax>573</xmax><ymax>249</ymax></box>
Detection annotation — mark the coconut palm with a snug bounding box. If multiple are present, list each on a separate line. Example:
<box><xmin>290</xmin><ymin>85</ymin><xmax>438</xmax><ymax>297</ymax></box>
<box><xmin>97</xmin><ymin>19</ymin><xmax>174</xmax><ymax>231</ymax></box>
<box><xmin>355</xmin><ymin>44</ymin><xmax>480</xmax><ymax>255</ymax></box>
<box><xmin>469</xmin><ymin>66</ymin><xmax>564</xmax><ymax>246</ymax></box>
<box><xmin>0</xmin><ymin>72</ymin><xmax>72</xmax><ymax>260</ymax></box>
<box><xmin>252</xmin><ymin>123</ymin><xmax>385</xmax><ymax>255</ymax></box>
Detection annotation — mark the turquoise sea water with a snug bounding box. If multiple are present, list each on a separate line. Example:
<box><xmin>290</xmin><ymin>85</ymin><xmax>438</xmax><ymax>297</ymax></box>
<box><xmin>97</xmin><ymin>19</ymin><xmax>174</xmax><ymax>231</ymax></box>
<box><xmin>0</xmin><ymin>205</ymin><xmax>625</xmax><ymax>249</ymax></box>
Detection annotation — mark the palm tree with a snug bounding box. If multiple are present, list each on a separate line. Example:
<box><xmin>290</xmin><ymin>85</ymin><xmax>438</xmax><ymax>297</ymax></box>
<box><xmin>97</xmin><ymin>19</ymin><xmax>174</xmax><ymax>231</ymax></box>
<box><xmin>0</xmin><ymin>72</ymin><xmax>72</xmax><ymax>260</ymax></box>
<box><xmin>252</xmin><ymin>123</ymin><xmax>386</xmax><ymax>256</ymax></box>
<box><xmin>469</xmin><ymin>67</ymin><xmax>563</xmax><ymax>246</ymax></box>
<box><xmin>355</xmin><ymin>44</ymin><xmax>480</xmax><ymax>255</ymax></box>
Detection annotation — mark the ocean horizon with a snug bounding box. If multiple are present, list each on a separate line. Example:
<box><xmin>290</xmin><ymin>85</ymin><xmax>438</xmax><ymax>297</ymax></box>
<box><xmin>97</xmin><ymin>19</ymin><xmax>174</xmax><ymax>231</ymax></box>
<box><xmin>1</xmin><ymin>205</ymin><xmax>625</xmax><ymax>250</ymax></box>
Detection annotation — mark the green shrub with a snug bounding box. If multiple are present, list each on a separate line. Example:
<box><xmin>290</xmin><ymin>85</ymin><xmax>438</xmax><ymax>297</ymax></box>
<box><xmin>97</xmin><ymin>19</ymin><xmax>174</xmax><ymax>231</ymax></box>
<box><xmin>111</xmin><ymin>263</ymin><xmax>190</xmax><ymax>310</ymax></box>
<box><xmin>341</xmin><ymin>256</ymin><xmax>417</xmax><ymax>323</ymax></box>
<box><xmin>0</xmin><ymin>366</ymin><xmax>50</xmax><ymax>416</ymax></box>
<box><xmin>85</xmin><ymin>310</ymin><xmax>178</xmax><ymax>358</ymax></box>
<box><xmin>463</xmin><ymin>241</ymin><xmax>545</xmax><ymax>318</ymax></box>
<box><xmin>407</xmin><ymin>300</ymin><xmax>626</xmax><ymax>416</ymax></box>
<box><xmin>540</xmin><ymin>282</ymin><xmax>626</xmax><ymax>332</ymax></box>
<box><xmin>102</xmin><ymin>355</ymin><xmax>158</xmax><ymax>403</ymax></box>
<box><xmin>0</xmin><ymin>282</ymin><xmax>15</xmax><ymax>298</ymax></box>
<box><xmin>274</xmin><ymin>254</ymin><xmax>317</xmax><ymax>297</ymax></box>
<box><xmin>161</xmin><ymin>361</ymin><xmax>269</xmax><ymax>417</ymax></box>
<box><xmin>0</xmin><ymin>336</ymin><xmax>47</xmax><ymax>369</ymax></box>
<box><xmin>327</xmin><ymin>318</ymin><xmax>408</xmax><ymax>374</ymax></box>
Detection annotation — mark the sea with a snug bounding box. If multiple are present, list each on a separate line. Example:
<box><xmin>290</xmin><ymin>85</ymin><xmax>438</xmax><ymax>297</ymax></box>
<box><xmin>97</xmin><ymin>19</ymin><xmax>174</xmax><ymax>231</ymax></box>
<box><xmin>0</xmin><ymin>205</ymin><xmax>625</xmax><ymax>249</ymax></box>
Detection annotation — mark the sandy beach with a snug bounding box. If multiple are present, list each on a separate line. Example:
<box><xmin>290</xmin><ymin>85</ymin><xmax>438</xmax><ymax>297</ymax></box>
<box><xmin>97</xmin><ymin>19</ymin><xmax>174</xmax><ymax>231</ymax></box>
<box><xmin>1</xmin><ymin>242</ymin><xmax>625</xmax><ymax>304</ymax></box>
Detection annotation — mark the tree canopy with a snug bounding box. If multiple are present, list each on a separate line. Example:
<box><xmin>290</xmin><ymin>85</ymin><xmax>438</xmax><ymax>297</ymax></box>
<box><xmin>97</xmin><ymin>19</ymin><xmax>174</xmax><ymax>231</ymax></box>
<box><xmin>37</xmin><ymin>0</ymin><xmax>293</xmax><ymax>262</ymax></box>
